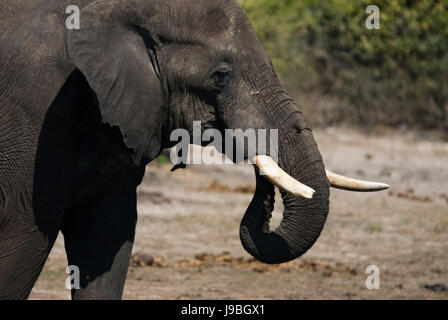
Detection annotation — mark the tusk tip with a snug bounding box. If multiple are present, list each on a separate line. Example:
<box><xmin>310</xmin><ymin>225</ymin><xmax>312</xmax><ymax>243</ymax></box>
<box><xmin>375</xmin><ymin>183</ymin><xmax>390</xmax><ymax>191</ymax></box>
<box><xmin>326</xmin><ymin>170</ymin><xmax>390</xmax><ymax>192</ymax></box>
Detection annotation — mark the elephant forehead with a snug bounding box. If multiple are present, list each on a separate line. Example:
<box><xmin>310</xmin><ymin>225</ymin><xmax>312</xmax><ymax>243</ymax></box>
<box><xmin>200</xmin><ymin>7</ymin><xmax>231</xmax><ymax>36</ymax></box>
<box><xmin>158</xmin><ymin>0</ymin><xmax>240</xmax><ymax>39</ymax></box>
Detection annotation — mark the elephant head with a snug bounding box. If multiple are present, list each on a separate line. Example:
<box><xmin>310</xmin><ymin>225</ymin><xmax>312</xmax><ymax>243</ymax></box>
<box><xmin>66</xmin><ymin>0</ymin><xmax>388</xmax><ymax>264</ymax></box>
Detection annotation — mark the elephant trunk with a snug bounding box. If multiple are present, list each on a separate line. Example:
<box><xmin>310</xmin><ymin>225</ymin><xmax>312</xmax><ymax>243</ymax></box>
<box><xmin>239</xmin><ymin>117</ymin><xmax>330</xmax><ymax>264</ymax></box>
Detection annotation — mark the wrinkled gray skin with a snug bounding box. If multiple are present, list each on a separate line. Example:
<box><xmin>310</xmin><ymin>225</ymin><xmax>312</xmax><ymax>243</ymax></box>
<box><xmin>0</xmin><ymin>0</ymin><xmax>329</xmax><ymax>299</ymax></box>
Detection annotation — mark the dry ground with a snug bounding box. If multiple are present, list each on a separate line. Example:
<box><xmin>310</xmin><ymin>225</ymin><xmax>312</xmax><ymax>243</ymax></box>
<box><xmin>29</xmin><ymin>128</ymin><xmax>448</xmax><ymax>300</ymax></box>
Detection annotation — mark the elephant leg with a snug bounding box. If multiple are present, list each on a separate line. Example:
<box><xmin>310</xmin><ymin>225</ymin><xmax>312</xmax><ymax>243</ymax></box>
<box><xmin>0</xmin><ymin>214</ymin><xmax>59</xmax><ymax>300</ymax></box>
<box><xmin>61</xmin><ymin>187</ymin><xmax>138</xmax><ymax>300</ymax></box>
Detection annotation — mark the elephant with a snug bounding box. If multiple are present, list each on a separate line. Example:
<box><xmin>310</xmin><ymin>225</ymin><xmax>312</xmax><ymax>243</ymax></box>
<box><xmin>0</xmin><ymin>0</ymin><xmax>388</xmax><ymax>299</ymax></box>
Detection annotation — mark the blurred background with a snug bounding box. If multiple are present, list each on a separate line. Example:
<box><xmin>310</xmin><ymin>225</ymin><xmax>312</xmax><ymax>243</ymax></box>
<box><xmin>242</xmin><ymin>0</ymin><xmax>448</xmax><ymax>136</ymax></box>
<box><xmin>31</xmin><ymin>0</ymin><xmax>447</xmax><ymax>299</ymax></box>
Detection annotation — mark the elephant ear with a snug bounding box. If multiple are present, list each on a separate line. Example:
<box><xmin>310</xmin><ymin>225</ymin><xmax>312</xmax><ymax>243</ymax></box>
<box><xmin>66</xmin><ymin>1</ymin><xmax>165</xmax><ymax>164</ymax></box>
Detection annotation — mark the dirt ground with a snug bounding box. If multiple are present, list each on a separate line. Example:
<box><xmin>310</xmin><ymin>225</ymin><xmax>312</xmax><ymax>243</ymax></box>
<box><xmin>29</xmin><ymin>128</ymin><xmax>448</xmax><ymax>300</ymax></box>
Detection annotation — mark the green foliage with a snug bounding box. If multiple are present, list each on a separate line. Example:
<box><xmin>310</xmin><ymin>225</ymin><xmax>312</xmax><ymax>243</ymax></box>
<box><xmin>157</xmin><ymin>154</ymin><xmax>169</xmax><ymax>164</ymax></box>
<box><xmin>241</xmin><ymin>0</ymin><xmax>448</xmax><ymax>133</ymax></box>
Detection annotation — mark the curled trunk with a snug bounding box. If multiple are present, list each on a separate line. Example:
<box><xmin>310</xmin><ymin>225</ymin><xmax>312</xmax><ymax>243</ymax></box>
<box><xmin>240</xmin><ymin>127</ymin><xmax>329</xmax><ymax>264</ymax></box>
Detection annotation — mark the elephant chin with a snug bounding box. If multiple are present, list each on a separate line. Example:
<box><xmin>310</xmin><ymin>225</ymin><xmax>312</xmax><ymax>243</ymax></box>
<box><xmin>239</xmin><ymin>128</ymin><xmax>330</xmax><ymax>264</ymax></box>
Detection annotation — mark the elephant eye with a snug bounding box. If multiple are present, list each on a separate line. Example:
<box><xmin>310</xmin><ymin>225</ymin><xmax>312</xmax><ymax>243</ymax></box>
<box><xmin>212</xmin><ymin>67</ymin><xmax>232</xmax><ymax>89</ymax></box>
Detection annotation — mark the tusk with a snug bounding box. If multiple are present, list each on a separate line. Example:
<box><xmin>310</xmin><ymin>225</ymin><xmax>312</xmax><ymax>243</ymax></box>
<box><xmin>252</xmin><ymin>155</ymin><xmax>315</xmax><ymax>199</ymax></box>
<box><xmin>326</xmin><ymin>170</ymin><xmax>389</xmax><ymax>192</ymax></box>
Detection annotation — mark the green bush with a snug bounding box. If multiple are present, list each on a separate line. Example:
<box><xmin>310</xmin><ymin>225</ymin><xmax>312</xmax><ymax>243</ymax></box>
<box><xmin>241</xmin><ymin>0</ymin><xmax>448</xmax><ymax>134</ymax></box>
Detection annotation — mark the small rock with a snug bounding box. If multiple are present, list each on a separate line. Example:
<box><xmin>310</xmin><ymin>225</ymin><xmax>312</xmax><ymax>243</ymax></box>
<box><xmin>423</xmin><ymin>284</ymin><xmax>448</xmax><ymax>292</ymax></box>
<box><xmin>130</xmin><ymin>252</ymin><xmax>154</xmax><ymax>267</ymax></box>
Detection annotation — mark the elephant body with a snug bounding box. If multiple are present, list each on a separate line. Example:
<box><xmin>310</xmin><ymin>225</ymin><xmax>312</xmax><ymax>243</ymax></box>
<box><xmin>1</xmin><ymin>1</ymin><xmax>149</xmax><ymax>299</ymax></box>
<box><xmin>0</xmin><ymin>0</ymin><xmax>385</xmax><ymax>300</ymax></box>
